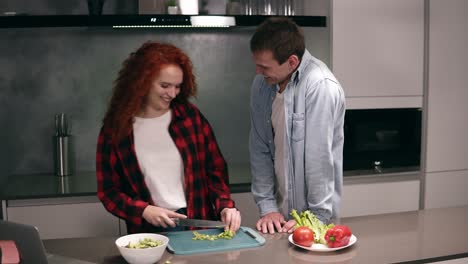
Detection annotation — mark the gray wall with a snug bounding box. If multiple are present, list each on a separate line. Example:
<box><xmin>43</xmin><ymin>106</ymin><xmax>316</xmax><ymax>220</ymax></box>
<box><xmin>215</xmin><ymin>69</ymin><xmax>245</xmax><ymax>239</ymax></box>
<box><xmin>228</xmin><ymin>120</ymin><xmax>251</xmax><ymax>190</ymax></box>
<box><xmin>0</xmin><ymin>1</ymin><xmax>330</xmax><ymax>186</ymax></box>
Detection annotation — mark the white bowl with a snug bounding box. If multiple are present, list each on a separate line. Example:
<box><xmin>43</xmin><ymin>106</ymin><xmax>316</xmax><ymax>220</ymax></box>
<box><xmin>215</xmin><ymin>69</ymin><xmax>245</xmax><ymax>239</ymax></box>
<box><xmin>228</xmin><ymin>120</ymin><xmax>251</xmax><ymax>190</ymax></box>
<box><xmin>115</xmin><ymin>233</ymin><xmax>169</xmax><ymax>264</ymax></box>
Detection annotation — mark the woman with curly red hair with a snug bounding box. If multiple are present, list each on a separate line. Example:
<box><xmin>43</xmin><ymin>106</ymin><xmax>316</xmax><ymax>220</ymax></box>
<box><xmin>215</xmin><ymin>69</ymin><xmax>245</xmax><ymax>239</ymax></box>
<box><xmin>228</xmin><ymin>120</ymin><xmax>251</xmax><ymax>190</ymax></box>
<box><xmin>96</xmin><ymin>41</ymin><xmax>241</xmax><ymax>234</ymax></box>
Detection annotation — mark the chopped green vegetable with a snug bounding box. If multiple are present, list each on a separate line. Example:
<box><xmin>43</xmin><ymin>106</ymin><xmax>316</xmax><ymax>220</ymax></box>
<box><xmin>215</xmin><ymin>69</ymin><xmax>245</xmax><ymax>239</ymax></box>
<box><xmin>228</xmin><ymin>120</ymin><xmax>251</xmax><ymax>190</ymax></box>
<box><xmin>290</xmin><ymin>209</ymin><xmax>334</xmax><ymax>245</ymax></box>
<box><xmin>192</xmin><ymin>230</ymin><xmax>236</xmax><ymax>240</ymax></box>
<box><xmin>218</xmin><ymin>230</ymin><xmax>235</xmax><ymax>239</ymax></box>
<box><xmin>125</xmin><ymin>238</ymin><xmax>163</xmax><ymax>249</ymax></box>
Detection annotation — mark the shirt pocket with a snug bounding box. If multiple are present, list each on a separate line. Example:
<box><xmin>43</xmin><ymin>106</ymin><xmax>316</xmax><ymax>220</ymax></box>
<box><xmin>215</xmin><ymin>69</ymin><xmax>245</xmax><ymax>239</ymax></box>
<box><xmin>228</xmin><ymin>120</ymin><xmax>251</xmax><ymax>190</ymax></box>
<box><xmin>292</xmin><ymin>113</ymin><xmax>305</xmax><ymax>142</ymax></box>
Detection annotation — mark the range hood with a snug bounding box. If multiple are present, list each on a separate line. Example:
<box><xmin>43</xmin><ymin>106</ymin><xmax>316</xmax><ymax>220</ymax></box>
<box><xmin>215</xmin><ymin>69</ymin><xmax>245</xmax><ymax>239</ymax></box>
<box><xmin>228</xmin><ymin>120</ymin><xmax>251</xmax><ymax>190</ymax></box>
<box><xmin>114</xmin><ymin>15</ymin><xmax>237</xmax><ymax>28</ymax></box>
<box><xmin>0</xmin><ymin>14</ymin><xmax>326</xmax><ymax>29</ymax></box>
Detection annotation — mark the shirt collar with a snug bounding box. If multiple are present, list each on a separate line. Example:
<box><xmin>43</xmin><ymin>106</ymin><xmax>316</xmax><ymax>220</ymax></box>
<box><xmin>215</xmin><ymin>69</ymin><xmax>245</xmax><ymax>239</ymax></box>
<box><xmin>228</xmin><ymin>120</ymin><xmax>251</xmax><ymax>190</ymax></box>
<box><xmin>291</xmin><ymin>49</ymin><xmax>312</xmax><ymax>85</ymax></box>
<box><xmin>273</xmin><ymin>49</ymin><xmax>312</xmax><ymax>92</ymax></box>
<box><xmin>170</xmin><ymin>101</ymin><xmax>186</xmax><ymax>121</ymax></box>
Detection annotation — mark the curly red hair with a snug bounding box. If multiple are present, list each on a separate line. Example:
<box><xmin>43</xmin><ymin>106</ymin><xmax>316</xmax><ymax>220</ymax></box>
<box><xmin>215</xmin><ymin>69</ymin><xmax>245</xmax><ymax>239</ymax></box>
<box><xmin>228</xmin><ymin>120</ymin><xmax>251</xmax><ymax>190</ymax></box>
<box><xmin>103</xmin><ymin>41</ymin><xmax>197</xmax><ymax>142</ymax></box>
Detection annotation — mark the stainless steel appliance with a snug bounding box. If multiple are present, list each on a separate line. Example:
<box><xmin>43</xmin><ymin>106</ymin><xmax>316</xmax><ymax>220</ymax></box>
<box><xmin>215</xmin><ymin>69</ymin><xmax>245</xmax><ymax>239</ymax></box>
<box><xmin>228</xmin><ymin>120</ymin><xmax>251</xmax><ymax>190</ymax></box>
<box><xmin>343</xmin><ymin>108</ymin><xmax>422</xmax><ymax>176</ymax></box>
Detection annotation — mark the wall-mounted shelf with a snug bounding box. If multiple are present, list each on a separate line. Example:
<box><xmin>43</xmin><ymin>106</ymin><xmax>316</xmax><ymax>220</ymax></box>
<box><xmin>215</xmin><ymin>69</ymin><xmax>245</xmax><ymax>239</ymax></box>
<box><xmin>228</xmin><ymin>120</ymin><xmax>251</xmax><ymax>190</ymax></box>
<box><xmin>0</xmin><ymin>14</ymin><xmax>326</xmax><ymax>28</ymax></box>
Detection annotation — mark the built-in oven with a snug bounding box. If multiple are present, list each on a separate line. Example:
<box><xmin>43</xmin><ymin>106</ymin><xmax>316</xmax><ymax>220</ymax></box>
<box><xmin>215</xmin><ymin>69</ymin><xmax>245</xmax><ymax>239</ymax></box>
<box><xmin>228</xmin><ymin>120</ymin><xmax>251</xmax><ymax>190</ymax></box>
<box><xmin>343</xmin><ymin>108</ymin><xmax>422</xmax><ymax>176</ymax></box>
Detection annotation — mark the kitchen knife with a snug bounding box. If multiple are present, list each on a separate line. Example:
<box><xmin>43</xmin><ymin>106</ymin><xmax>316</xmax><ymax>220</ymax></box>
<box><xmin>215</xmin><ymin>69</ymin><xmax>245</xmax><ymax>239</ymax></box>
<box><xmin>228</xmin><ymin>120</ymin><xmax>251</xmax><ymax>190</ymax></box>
<box><xmin>174</xmin><ymin>218</ymin><xmax>226</xmax><ymax>228</ymax></box>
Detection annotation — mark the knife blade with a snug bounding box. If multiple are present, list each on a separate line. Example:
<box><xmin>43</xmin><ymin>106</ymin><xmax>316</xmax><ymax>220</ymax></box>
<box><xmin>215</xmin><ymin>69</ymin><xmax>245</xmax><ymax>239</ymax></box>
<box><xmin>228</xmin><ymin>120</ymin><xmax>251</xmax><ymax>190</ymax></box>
<box><xmin>174</xmin><ymin>218</ymin><xmax>226</xmax><ymax>228</ymax></box>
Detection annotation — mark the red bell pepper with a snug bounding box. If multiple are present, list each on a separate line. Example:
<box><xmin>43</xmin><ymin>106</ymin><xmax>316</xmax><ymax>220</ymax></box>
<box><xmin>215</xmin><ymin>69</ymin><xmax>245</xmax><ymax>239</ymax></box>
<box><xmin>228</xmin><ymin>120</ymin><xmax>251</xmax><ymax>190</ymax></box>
<box><xmin>324</xmin><ymin>225</ymin><xmax>352</xmax><ymax>248</ymax></box>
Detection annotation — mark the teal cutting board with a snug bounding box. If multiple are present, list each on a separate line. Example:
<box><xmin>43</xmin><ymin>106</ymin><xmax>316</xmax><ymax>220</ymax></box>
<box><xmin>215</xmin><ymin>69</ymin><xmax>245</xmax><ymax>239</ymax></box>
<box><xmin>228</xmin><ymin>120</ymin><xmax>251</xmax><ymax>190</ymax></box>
<box><xmin>165</xmin><ymin>226</ymin><xmax>266</xmax><ymax>255</ymax></box>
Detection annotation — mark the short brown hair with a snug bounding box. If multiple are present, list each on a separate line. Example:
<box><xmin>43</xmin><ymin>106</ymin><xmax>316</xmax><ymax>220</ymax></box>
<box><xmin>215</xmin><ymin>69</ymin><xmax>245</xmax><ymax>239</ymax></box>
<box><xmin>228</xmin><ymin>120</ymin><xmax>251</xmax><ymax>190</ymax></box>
<box><xmin>250</xmin><ymin>17</ymin><xmax>305</xmax><ymax>64</ymax></box>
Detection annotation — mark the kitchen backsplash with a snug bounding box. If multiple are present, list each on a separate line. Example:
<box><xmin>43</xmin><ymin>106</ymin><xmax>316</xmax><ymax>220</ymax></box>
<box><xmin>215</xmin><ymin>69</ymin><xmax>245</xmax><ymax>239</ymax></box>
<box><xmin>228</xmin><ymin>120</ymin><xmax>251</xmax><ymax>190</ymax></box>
<box><xmin>0</xmin><ymin>29</ymin><xmax>330</xmax><ymax>185</ymax></box>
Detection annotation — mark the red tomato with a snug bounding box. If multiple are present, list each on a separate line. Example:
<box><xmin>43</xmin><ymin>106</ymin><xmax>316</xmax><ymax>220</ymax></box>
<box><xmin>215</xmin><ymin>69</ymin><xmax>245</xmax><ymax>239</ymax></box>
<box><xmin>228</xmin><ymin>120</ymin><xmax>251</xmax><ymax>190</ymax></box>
<box><xmin>292</xmin><ymin>226</ymin><xmax>314</xmax><ymax>247</ymax></box>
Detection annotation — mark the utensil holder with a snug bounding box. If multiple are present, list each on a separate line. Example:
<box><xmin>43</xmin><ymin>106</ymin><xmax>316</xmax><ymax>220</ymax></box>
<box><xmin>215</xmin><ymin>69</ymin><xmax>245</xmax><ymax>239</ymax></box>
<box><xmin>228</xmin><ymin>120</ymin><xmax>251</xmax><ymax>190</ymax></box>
<box><xmin>54</xmin><ymin>135</ymin><xmax>74</xmax><ymax>177</ymax></box>
<box><xmin>56</xmin><ymin>176</ymin><xmax>70</xmax><ymax>194</ymax></box>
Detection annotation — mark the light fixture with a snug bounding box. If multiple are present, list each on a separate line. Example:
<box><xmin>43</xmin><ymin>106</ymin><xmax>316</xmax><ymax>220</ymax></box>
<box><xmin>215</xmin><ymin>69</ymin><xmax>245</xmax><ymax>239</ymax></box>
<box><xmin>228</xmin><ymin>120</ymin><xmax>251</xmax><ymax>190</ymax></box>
<box><xmin>113</xmin><ymin>15</ymin><xmax>236</xmax><ymax>28</ymax></box>
<box><xmin>190</xmin><ymin>16</ymin><xmax>236</xmax><ymax>27</ymax></box>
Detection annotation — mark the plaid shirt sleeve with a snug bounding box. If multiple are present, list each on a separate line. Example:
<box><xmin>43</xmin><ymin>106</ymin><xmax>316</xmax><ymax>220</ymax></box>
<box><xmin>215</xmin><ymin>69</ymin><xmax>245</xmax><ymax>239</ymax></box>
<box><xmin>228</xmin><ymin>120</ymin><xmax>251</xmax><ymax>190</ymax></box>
<box><xmin>171</xmin><ymin>103</ymin><xmax>236</xmax><ymax>220</ymax></box>
<box><xmin>96</xmin><ymin>127</ymin><xmax>149</xmax><ymax>226</ymax></box>
<box><xmin>198</xmin><ymin>110</ymin><xmax>236</xmax><ymax>216</ymax></box>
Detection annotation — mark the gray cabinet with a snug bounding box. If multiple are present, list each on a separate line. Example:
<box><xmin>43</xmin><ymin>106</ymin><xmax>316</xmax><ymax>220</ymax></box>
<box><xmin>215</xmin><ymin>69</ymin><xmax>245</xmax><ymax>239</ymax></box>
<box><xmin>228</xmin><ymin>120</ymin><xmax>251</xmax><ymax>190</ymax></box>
<box><xmin>425</xmin><ymin>171</ymin><xmax>468</xmax><ymax>209</ymax></box>
<box><xmin>425</xmin><ymin>0</ymin><xmax>468</xmax><ymax>173</ymax></box>
<box><xmin>424</xmin><ymin>0</ymin><xmax>468</xmax><ymax>209</ymax></box>
<box><xmin>330</xmin><ymin>0</ymin><xmax>424</xmax><ymax>216</ymax></box>
<box><xmin>332</xmin><ymin>0</ymin><xmax>424</xmax><ymax>109</ymax></box>
<box><xmin>341</xmin><ymin>176</ymin><xmax>420</xmax><ymax>217</ymax></box>
<box><xmin>4</xmin><ymin>196</ymin><xmax>120</xmax><ymax>239</ymax></box>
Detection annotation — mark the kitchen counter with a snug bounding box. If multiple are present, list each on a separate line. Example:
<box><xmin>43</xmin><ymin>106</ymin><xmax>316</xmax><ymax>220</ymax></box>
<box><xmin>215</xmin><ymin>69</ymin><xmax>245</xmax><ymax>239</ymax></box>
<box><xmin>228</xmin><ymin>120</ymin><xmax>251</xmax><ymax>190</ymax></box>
<box><xmin>0</xmin><ymin>168</ymin><xmax>253</xmax><ymax>201</ymax></box>
<box><xmin>0</xmin><ymin>169</ymin><xmax>419</xmax><ymax>201</ymax></box>
<box><xmin>43</xmin><ymin>205</ymin><xmax>468</xmax><ymax>264</ymax></box>
<box><xmin>0</xmin><ymin>172</ymin><xmax>97</xmax><ymax>200</ymax></box>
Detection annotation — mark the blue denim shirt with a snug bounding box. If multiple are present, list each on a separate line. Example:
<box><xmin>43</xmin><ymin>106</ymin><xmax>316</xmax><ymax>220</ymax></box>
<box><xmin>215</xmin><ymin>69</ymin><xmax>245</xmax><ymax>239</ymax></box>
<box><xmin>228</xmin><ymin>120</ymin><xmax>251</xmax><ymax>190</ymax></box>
<box><xmin>249</xmin><ymin>50</ymin><xmax>345</xmax><ymax>223</ymax></box>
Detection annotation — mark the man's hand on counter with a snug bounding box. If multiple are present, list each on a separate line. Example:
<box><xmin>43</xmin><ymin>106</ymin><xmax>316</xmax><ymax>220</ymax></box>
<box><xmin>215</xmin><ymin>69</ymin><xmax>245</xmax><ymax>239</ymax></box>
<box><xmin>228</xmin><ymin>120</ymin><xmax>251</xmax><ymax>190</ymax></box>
<box><xmin>256</xmin><ymin>212</ymin><xmax>289</xmax><ymax>234</ymax></box>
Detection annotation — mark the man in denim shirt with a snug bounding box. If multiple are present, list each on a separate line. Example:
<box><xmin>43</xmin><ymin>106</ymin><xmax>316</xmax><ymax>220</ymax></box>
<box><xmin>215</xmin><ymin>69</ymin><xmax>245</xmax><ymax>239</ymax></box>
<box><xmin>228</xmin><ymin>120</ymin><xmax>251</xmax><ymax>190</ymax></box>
<box><xmin>249</xmin><ymin>17</ymin><xmax>345</xmax><ymax>234</ymax></box>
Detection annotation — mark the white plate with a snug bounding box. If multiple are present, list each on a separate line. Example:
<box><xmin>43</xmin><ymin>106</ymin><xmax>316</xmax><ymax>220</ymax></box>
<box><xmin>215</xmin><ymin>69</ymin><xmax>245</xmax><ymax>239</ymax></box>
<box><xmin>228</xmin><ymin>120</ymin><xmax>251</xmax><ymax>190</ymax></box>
<box><xmin>288</xmin><ymin>234</ymin><xmax>357</xmax><ymax>252</ymax></box>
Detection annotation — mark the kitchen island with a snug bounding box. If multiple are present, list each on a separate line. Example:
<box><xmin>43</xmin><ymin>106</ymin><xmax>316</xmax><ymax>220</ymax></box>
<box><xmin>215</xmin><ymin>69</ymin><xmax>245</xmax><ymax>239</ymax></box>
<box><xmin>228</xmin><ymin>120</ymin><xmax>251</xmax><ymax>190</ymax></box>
<box><xmin>43</xmin><ymin>205</ymin><xmax>468</xmax><ymax>264</ymax></box>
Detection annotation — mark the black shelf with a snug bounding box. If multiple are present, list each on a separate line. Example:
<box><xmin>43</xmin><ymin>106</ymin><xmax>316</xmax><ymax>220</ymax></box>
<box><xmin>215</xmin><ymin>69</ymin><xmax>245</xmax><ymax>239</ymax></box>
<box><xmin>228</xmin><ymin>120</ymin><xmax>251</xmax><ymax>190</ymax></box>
<box><xmin>0</xmin><ymin>14</ymin><xmax>326</xmax><ymax>28</ymax></box>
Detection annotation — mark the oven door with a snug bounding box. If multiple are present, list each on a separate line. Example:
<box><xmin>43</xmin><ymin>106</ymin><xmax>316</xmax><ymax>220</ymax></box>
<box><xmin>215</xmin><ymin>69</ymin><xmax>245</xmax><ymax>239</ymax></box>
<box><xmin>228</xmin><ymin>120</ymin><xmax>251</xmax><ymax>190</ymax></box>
<box><xmin>343</xmin><ymin>108</ymin><xmax>422</xmax><ymax>174</ymax></box>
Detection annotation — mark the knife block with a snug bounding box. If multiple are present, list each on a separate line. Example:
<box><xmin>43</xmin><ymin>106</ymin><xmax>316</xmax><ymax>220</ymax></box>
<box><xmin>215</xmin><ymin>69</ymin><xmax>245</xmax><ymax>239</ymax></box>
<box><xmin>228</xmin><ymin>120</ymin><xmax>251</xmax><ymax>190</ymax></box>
<box><xmin>53</xmin><ymin>135</ymin><xmax>74</xmax><ymax>177</ymax></box>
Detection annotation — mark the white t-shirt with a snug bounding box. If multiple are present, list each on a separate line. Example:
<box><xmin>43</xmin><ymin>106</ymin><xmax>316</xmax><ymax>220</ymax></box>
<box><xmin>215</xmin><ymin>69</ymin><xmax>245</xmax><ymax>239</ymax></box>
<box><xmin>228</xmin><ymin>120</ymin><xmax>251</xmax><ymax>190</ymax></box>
<box><xmin>133</xmin><ymin>111</ymin><xmax>187</xmax><ymax>210</ymax></box>
<box><xmin>271</xmin><ymin>91</ymin><xmax>288</xmax><ymax>216</ymax></box>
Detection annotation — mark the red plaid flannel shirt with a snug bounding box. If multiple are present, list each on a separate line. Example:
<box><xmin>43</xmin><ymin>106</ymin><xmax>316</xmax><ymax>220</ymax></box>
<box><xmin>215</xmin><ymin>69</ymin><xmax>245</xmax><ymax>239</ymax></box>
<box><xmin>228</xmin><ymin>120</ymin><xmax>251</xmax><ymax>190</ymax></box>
<box><xmin>96</xmin><ymin>102</ymin><xmax>235</xmax><ymax>233</ymax></box>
